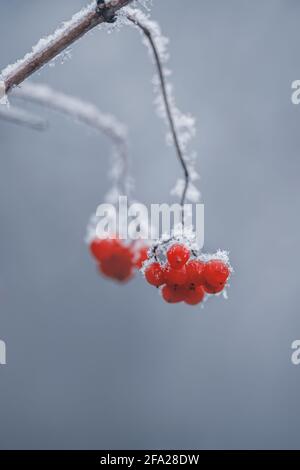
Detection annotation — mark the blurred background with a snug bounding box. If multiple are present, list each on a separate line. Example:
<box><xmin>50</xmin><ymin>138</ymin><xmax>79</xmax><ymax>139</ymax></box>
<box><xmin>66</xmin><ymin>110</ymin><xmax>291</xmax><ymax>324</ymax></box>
<box><xmin>0</xmin><ymin>0</ymin><xmax>300</xmax><ymax>450</ymax></box>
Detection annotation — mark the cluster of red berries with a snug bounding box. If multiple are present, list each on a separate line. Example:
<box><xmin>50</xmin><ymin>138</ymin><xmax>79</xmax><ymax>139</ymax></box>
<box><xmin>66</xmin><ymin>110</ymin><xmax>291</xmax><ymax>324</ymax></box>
<box><xmin>90</xmin><ymin>237</ymin><xmax>148</xmax><ymax>283</ymax></box>
<box><xmin>143</xmin><ymin>243</ymin><xmax>231</xmax><ymax>305</ymax></box>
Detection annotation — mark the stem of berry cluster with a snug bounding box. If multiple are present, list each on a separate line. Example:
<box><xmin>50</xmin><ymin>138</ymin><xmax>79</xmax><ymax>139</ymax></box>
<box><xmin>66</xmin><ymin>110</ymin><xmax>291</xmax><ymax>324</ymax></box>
<box><xmin>0</xmin><ymin>0</ymin><xmax>133</xmax><ymax>94</ymax></box>
<box><xmin>126</xmin><ymin>14</ymin><xmax>190</xmax><ymax>213</ymax></box>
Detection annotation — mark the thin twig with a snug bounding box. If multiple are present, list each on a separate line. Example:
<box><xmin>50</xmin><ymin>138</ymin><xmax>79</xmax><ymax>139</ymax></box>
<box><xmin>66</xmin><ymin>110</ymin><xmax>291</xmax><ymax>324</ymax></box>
<box><xmin>0</xmin><ymin>105</ymin><xmax>47</xmax><ymax>131</ymax></box>
<box><xmin>13</xmin><ymin>82</ymin><xmax>130</xmax><ymax>198</ymax></box>
<box><xmin>0</xmin><ymin>0</ymin><xmax>133</xmax><ymax>95</ymax></box>
<box><xmin>126</xmin><ymin>13</ymin><xmax>190</xmax><ymax>209</ymax></box>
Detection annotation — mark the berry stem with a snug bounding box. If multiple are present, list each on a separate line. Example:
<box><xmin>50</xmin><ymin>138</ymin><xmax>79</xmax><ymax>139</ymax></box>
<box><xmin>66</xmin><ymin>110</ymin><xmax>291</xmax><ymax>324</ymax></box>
<box><xmin>126</xmin><ymin>14</ymin><xmax>190</xmax><ymax>215</ymax></box>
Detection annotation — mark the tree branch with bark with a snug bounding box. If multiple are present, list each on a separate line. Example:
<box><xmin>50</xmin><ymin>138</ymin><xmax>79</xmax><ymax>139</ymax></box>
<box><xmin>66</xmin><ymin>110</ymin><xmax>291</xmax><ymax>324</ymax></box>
<box><xmin>0</xmin><ymin>0</ymin><xmax>134</xmax><ymax>98</ymax></box>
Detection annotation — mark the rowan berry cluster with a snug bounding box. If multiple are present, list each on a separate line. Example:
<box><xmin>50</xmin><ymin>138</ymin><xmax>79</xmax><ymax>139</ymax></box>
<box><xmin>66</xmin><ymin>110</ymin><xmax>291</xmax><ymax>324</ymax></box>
<box><xmin>90</xmin><ymin>237</ymin><xmax>148</xmax><ymax>283</ymax></box>
<box><xmin>141</xmin><ymin>238</ymin><xmax>231</xmax><ymax>306</ymax></box>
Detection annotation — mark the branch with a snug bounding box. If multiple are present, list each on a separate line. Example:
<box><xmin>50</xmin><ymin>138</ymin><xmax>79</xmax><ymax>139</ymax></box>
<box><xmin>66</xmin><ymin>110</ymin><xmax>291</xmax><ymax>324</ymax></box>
<box><xmin>0</xmin><ymin>105</ymin><xmax>47</xmax><ymax>131</ymax></box>
<box><xmin>12</xmin><ymin>82</ymin><xmax>130</xmax><ymax>199</ymax></box>
<box><xmin>0</xmin><ymin>0</ymin><xmax>133</xmax><ymax>97</ymax></box>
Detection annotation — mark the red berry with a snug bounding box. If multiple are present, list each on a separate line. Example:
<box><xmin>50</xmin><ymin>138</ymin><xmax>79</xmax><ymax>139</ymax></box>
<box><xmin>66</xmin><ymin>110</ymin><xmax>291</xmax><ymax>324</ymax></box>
<box><xmin>135</xmin><ymin>246</ymin><xmax>149</xmax><ymax>269</ymax></box>
<box><xmin>144</xmin><ymin>262</ymin><xmax>165</xmax><ymax>287</ymax></box>
<box><xmin>184</xmin><ymin>286</ymin><xmax>205</xmax><ymax>305</ymax></box>
<box><xmin>166</xmin><ymin>243</ymin><xmax>190</xmax><ymax>269</ymax></box>
<box><xmin>203</xmin><ymin>260</ymin><xmax>230</xmax><ymax>288</ymax></box>
<box><xmin>100</xmin><ymin>261</ymin><xmax>133</xmax><ymax>282</ymax></box>
<box><xmin>90</xmin><ymin>237</ymin><xmax>123</xmax><ymax>262</ymax></box>
<box><xmin>203</xmin><ymin>282</ymin><xmax>225</xmax><ymax>294</ymax></box>
<box><xmin>162</xmin><ymin>285</ymin><xmax>186</xmax><ymax>303</ymax></box>
<box><xmin>90</xmin><ymin>238</ymin><xmax>112</xmax><ymax>262</ymax></box>
<box><xmin>164</xmin><ymin>265</ymin><xmax>187</xmax><ymax>287</ymax></box>
<box><xmin>99</xmin><ymin>261</ymin><xmax>114</xmax><ymax>278</ymax></box>
<box><xmin>99</xmin><ymin>246</ymin><xmax>133</xmax><ymax>282</ymax></box>
<box><xmin>186</xmin><ymin>260</ymin><xmax>205</xmax><ymax>288</ymax></box>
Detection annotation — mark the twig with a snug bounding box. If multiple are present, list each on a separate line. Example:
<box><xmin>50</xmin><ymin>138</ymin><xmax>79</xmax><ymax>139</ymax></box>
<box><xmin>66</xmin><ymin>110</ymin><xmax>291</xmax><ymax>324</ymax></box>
<box><xmin>0</xmin><ymin>0</ymin><xmax>133</xmax><ymax>95</ymax></box>
<box><xmin>0</xmin><ymin>105</ymin><xmax>47</xmax><ymax>131</ymax></box>
<box><xmin>13</xmin><ymin>82</ymin><xmax>130</xmax><ymax>198</ymax></box>
<box><xmin>126</xmin><ymin>11</ymin><xmax>190</xmax><ymax>209</ymax></box>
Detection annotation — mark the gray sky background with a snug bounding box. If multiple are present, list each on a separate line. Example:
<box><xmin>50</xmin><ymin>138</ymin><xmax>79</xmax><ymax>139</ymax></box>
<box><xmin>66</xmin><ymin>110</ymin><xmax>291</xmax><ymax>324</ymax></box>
<box><xmin>0</xmin><ymin>0</ymin><xmax>300</xmax><ymax>450</ymax></box>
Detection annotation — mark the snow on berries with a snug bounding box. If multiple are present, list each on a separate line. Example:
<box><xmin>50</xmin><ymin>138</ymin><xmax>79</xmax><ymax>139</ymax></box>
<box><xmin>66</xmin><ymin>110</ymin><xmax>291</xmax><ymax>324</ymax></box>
<box><xmin>134</xmin><ymin>246</ymin><xmax>149</xmax><ymax>269</ymax></box>
<box><xmin>140</xmin><ymin>227</ymin><xmax>232</xmax><ymax>307</ymax></box>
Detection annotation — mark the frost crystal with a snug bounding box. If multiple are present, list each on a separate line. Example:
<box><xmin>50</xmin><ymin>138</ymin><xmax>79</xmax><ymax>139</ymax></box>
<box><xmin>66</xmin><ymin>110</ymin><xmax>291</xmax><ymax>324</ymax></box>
<box><xmin>125</xmin><ymin>8</ymin><xmax>201</xmax><ymax>203</ymax></box>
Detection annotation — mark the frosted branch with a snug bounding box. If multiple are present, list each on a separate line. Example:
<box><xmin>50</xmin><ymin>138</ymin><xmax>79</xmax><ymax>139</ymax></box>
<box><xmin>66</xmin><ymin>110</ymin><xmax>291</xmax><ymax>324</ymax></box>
<box><xmin>0</xmin><ymin>105</ymin><xmax>47</xmax><ymax>131</ymax></box>
<box><xmin>13</xmin><ymin>82</ymin><xmax>130</xmax><ymax>200</ymax></box>
<box><xmin>0</xmin><ymin>0</ymin><xmax>134</xmax><ymax>96</ymax></box>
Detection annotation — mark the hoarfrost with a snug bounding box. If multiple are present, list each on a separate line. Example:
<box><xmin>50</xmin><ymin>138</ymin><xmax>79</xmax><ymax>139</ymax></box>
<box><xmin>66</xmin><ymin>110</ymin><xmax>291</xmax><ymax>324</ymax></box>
<box><xmin>125</xmin><ymin>7</ymin><xmax>200</xmax><ymax>203</ymax></box>
<box><xmin>13</xmin><ymin>82</ymin><xmax>130</xmax><ymax>201</ymax></box>
<box><xmin>0</xmin><ymin>3</ymin><xmax>96</xmax><ymax>82</ymax></box>
<box><xmin>0</xmin><ymin>1</ymin><xmax>153</xmax><ymax>85</ymax></box>
<box><xmin>171</xmin><ymin>179</ymin><xmax>200</xmax><ymax>203</ymax></box>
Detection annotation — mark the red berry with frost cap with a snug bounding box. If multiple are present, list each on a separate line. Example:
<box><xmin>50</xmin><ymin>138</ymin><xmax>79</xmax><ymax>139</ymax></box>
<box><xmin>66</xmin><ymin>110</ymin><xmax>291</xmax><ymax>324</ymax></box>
<box><xmin>203</xmin><ymin>260</ymin><xmax>230</xmax><ymax>288</ymax></box>
<box><xmin>162</xmin><ymin>285</ymin><xmax>186</xmax><ymax>303</ymax></box>
<box><xmin>164</xmin><ymin>265</ymin><xmax>187</xmax><ymax>287</ymax></box>
<box><xmin>135</xmin><ymin>246</ymin><xmax>149</xmax><ymax>269</ymax></box>
<box><xmin>166</xmin><ymin>243</ymin><xmax>190</xmax><ymax>269</ymax></box>
<box><xmin>186</xmin><ymin>260</ymin><xmax>205</xmax><ymax>288</ymax></box>
<box><xmin>184</xmin><ymin>285</ymin><xmax>205</xmax><ymax>305</ymax></box>
<box><xmin>144</xmin><ymin>262</ymin><xmax>165</xmax><ymax>287</ymax></box>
